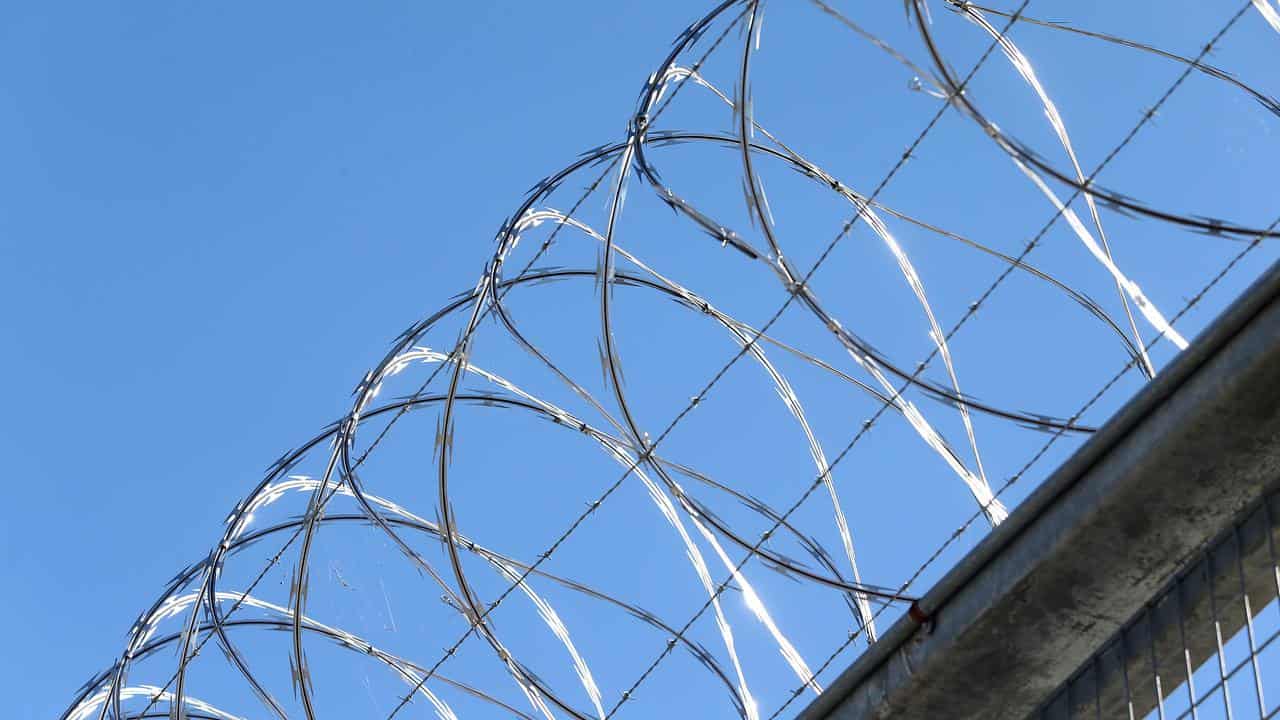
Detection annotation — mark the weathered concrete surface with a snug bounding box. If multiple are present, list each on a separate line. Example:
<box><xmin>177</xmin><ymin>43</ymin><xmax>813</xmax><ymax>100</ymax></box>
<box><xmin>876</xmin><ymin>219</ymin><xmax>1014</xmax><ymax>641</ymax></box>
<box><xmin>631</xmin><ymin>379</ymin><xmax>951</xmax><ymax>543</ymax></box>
<box><xmin>797</xmin><ymin>261</ymin><xmax>1280</xmax><ymax>720</ymax></box>
<box><xmin>1056</xmin><ymin>493</ymin><xmax>1280</xmax><ymax>718</ymax></box>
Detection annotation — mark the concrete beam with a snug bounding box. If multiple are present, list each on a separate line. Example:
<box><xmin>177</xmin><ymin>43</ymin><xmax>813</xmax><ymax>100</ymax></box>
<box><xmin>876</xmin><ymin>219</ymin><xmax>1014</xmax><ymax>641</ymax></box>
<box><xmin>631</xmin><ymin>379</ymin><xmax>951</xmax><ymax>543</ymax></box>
<box><xmin>1048</xmin><ymin>492</ymin><xmax>1280</xmax><ymax>718</ymax></box>
<box><xmin>797</xmin><ymin>260</ymin><xmax>1280</xmax><ymax>720</ymax></box>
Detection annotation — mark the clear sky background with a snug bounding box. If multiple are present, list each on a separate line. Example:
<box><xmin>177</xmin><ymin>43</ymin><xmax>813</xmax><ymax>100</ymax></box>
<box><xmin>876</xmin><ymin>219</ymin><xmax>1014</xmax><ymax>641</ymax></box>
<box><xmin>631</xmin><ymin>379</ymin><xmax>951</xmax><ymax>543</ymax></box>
<box><xmin>2</xmin><ymin>2</ymin><xmax>1277</xmax><ymax>719</ymax></box>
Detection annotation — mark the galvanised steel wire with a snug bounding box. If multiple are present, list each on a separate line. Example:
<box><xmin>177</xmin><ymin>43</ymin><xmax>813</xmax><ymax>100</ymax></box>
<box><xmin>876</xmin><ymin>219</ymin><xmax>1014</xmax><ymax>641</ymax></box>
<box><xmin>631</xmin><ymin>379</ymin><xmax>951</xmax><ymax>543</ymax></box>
<box><xmin>61</xmin><ymin>2</ymin><xmax>1280</xmax><ymax>719</ymax></box>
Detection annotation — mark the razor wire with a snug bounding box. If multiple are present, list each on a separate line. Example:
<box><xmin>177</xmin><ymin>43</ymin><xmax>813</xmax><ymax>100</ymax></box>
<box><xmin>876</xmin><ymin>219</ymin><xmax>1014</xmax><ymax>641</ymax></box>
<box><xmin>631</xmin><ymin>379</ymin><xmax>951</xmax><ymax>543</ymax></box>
<box><xmin>61</xmin><ymin>1</ymin><xmax>1280</xmax><ymax>719</ymax></box>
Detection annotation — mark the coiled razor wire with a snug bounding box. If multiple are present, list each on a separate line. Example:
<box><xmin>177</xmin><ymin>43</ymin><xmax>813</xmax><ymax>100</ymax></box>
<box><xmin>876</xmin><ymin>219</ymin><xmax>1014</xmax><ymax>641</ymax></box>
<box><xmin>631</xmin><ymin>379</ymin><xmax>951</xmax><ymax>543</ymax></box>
<box><xmin>62</xmin><ymin>1</ymin><xmax>1280</xmax><ymax>719</ymax></box>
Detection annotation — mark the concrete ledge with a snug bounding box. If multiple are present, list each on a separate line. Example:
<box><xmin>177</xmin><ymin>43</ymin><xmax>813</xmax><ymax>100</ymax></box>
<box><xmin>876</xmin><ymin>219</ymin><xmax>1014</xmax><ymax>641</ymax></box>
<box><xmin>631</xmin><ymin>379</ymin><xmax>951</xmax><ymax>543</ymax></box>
<box><xmin>1048</xmin><ymin>490</ymin><xmax>1280</xmax><ymax>718</ymax></box>
<box><xmin>797</xmin><ymin>260</ymin><xmax>1280</xmax><ymax>720</ymax></box>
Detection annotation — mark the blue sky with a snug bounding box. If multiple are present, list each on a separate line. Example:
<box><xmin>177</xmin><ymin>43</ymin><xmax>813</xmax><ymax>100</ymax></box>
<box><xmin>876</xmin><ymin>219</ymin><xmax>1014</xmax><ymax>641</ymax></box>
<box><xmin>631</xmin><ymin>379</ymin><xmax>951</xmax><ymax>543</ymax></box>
<box><xmin>2</xmin><ymin>2</ymin><xmax>1277</xmax><ymax>719</ymax></box>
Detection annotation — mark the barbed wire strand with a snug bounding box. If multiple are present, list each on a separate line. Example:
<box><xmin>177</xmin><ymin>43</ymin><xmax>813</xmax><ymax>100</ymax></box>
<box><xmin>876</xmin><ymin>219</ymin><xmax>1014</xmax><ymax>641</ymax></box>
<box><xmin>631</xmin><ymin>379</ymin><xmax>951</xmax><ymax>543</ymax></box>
<box><xmin>76</xmin><ymin>1</ymin><xmax>1276</xmax><ymax>717</ymax></box>
<box><xmin>764</xmin><ymin>206</ymin><xmax>1276</xmax><ymax>720</ymax></box>
<box><xmin>119</xmin><ymin>12</ymin><xmax>753</xmax><ymax>720</ymax></box>
<box><xmin>599</xmin><ymin>2</ymin><xmax>1263</xmax><ymax>715</ymax></box>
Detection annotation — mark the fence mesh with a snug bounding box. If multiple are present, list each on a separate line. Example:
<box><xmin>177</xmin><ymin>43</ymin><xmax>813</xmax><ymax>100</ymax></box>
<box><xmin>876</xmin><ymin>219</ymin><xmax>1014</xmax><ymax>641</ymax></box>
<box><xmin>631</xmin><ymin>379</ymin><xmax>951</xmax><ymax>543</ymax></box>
<box><xmin>1038</xmin><ymin>486</ymin><xmax>1280</xmax><ymax>720</ymax></box>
